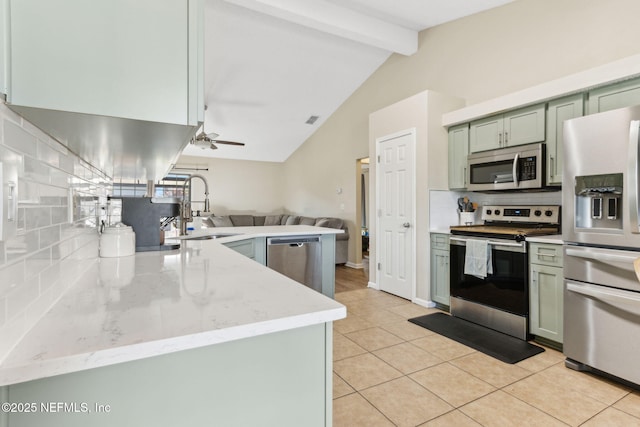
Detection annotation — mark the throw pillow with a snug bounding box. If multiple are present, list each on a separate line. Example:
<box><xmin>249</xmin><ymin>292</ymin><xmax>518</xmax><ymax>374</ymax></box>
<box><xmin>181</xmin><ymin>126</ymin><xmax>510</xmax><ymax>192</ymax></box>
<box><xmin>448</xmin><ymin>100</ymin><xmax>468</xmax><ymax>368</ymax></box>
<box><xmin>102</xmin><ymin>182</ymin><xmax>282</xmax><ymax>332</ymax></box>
<box><xmin>264</xmin><ymin>215</ymin><xmax>282</xmax><ymax>226</ymax></box>
<box><xmin>210</xmin><ymin>216</ymin><xmax>233</xmax><ymax>227</ymax></box>
<box><xmin>285</xmin><ymin>215</ymin><xmax>299</xmax><ymax>225</ymax></box>
<box><xmin>315</xmin><ymin>217</ymin><xmax>343</xmax><ymax>229</ymax></box>
<box><xmin>298</xmin><ymin>216</ymin><xmax>316</xmax><ymax>226</ymax></box>
<box><xmin>229</xmin><ymin>215</ymin><xmax>254</xmax><ymax>226</ymax></box>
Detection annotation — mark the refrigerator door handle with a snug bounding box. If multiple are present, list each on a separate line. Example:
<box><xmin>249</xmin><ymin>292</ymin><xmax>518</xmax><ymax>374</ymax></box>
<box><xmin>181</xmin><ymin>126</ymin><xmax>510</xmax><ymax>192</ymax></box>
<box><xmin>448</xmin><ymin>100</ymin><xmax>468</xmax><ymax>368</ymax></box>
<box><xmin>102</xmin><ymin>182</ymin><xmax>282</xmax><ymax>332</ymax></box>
<box><xmin>565</xmin><ymin>247</ymin><xmax>637</xmax><ymax>266</ymax></box>
<box><xmin>512</xmin><ymin>153</ymin><xmax>520</xmax><ymax>187</ymax></box>
<box><xmin>628</xmin><ymin>120</ymin><xmax>640</xmax><ymax>234</ymax></box>
<box><xmin>567</xmin><ymin>282</ymin><xmax>640</xmax><ymax>315</ymax></box>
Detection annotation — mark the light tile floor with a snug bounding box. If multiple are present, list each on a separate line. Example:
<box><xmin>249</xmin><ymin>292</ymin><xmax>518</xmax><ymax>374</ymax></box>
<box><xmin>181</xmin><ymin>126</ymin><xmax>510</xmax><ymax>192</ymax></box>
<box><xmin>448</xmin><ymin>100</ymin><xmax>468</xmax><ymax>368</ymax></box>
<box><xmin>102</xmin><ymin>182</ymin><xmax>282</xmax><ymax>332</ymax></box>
<box><xmin>333</xmin><ymin>286</ymin><xmax>640</xmax><ymax>427</ymax></box>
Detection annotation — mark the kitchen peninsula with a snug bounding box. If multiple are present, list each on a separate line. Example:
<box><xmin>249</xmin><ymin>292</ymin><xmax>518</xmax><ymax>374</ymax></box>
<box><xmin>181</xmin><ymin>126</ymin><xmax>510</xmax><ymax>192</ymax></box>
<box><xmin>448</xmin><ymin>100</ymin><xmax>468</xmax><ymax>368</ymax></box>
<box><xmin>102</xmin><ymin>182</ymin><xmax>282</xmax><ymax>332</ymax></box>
<box><xmin>0</xmin><ymin>227</ymin><xmax>346</xmax><ymax>427</ymax></box>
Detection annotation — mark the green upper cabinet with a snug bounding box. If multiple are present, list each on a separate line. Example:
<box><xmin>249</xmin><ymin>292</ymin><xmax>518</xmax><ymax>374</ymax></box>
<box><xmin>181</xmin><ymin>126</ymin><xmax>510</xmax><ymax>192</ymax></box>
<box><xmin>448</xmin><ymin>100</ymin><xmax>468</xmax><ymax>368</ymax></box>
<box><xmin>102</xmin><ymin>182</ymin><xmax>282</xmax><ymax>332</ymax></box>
<box><xmin>448</xmin><ymin>123</ymin><xmax>469</xmax><ymax>190</ymax></box>
<box><xmin>546</xmin><ymin>94</ymin><xmax>584</xmax><ymax>185</ymax></box>
<box><xmin>7</xmin><ymin>0</ymin><xmax>202</xmax><ymax>125</ymax></box>
<box><xmin>469</xmin><ymin>104</ymin><xmax>545</xmax><ymax>153</ymax></box>
<box><xmin>4</xmin><ymin>0</ymin><xmax>204</xmax><ymax>181</ymax></box>
<box><xmin>0</xmin><ymin>0</ymin><xmax>5</xmax><ymax>95</ymax></box>
<box><xmin>587</xmin><ymin>77</ymin><xmax>640</xmax><ymax>114</ymax></box>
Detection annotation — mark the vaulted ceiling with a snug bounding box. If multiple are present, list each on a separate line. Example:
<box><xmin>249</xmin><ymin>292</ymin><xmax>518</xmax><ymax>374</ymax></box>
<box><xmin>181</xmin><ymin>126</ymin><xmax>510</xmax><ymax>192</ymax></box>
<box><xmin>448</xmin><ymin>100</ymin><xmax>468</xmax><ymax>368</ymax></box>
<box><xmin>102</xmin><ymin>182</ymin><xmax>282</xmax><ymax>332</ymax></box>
<box><xmin>180</xmin><ymin>0</ymin><xmax>516</xmax><ymax>162</ymax></box>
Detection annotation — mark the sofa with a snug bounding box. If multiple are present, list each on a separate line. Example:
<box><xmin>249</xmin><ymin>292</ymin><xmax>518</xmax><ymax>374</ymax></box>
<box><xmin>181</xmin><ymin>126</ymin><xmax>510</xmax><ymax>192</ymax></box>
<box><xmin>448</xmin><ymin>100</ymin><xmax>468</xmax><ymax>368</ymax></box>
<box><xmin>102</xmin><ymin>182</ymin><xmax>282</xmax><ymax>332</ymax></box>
<box><xmin>204</xmin><ymin>214</ymin><xmax>349</xmax><ymax>264</ymax></box>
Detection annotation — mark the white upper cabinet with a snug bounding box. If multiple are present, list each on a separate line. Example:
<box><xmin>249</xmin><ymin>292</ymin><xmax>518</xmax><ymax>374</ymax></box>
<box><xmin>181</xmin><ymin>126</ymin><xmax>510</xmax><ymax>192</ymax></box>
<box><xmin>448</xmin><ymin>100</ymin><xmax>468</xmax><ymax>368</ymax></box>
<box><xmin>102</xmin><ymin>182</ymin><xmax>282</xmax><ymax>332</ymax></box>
<box><xmin>4</xmin><ymin>0</ymin><xmax>204</xmax><ymax>180</ymax></box>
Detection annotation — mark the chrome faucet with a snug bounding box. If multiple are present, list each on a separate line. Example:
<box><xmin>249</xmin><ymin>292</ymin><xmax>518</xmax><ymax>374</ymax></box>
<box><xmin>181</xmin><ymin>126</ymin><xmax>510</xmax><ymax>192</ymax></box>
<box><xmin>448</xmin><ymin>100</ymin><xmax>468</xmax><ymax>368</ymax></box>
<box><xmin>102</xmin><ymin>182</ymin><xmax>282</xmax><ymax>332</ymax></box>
<box><xmin>180</xmin><ymin>174</ymin><xmax>210</xmax><ymax>235</ymax></box>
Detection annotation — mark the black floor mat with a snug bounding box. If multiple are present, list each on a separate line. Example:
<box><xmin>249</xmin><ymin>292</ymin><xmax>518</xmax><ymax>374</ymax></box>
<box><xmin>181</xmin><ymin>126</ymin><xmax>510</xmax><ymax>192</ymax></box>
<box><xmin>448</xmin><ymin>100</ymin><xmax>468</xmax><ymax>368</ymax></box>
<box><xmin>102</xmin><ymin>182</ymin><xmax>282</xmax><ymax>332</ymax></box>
<box><xmin>409</xmin><ymin>312</ymin><xmax>544</xmax><ymax>364</ymax></box>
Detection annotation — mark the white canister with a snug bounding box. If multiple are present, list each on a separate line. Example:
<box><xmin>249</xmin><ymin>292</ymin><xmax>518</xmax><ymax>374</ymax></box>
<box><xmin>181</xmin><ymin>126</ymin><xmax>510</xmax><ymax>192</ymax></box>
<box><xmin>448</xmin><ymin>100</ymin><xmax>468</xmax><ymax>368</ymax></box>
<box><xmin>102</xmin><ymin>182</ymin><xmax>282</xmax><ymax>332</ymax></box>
<box><xmin>100</xmin><ymin>224</ymin><xmax>136</xmax><ymax>257</ymax></box>
<box><xmin>459</xmin><ymin>211</ymin><xmax>476</xmax><ymax>226</ymax></box>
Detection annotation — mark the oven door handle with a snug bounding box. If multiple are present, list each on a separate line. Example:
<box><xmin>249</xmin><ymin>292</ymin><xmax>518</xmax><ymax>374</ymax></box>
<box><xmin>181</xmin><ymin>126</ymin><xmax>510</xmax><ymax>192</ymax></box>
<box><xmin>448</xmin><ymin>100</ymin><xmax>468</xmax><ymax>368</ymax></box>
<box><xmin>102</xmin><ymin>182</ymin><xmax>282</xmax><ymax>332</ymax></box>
<box><xmin>450</xmin><ymin>236</ymin><xmax>524</xmax><ymax>248</ymax></box>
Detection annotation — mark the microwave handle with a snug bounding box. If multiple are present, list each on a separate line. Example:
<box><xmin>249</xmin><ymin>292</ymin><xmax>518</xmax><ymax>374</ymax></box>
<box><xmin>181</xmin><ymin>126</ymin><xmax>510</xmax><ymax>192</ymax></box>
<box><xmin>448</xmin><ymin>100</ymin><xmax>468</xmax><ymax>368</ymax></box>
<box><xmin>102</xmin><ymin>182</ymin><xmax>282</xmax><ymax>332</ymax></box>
<box><xmin>629</xmin><ymin>120</ymin><xmax>640</xmax><ymax>234</ymax></box>
<box><xmin>512</xmin><ymin>153</ymin><xmax>520</xmax><ymax>187</ymax></box>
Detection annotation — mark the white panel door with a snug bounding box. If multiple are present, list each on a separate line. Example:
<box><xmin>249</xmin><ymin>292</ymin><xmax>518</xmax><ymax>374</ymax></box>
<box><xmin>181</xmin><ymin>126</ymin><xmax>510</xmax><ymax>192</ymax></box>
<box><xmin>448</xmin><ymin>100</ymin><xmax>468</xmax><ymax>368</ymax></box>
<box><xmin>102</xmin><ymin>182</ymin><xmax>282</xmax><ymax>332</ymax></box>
<box><xmin>377</xmin><ymin>131</ymin><xmax>415</xmax><ymax>299</ymax></box>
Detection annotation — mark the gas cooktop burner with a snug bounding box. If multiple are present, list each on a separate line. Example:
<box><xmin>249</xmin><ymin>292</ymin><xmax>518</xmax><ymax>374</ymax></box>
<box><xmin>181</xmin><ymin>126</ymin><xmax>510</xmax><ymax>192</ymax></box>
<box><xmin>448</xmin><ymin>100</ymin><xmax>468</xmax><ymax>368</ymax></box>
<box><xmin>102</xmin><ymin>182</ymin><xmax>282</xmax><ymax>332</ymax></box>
<box><xmin>450</xmin><ymin>205</ymin><xmax>561</xmax><ymax>241</ymax></box>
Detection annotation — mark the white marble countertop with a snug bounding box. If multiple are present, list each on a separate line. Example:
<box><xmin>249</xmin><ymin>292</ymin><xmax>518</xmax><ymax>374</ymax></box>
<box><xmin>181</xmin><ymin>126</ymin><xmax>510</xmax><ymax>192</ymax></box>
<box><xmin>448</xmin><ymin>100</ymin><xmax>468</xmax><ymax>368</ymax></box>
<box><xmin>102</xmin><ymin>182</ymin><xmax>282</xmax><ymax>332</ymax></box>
<box><xmin>0</xmin><ymin>226</ymin><xmax>346</xmax><ymax>386</ymax></box>
<box><xmin>526</xmin><ymin>234</ymin><xmax>563</xmax><ymax>245</ymax></box>
<box><xmin>171</xmin><ymin>224</ymin><xmax>344</xmax><ymax>242</ymax></box>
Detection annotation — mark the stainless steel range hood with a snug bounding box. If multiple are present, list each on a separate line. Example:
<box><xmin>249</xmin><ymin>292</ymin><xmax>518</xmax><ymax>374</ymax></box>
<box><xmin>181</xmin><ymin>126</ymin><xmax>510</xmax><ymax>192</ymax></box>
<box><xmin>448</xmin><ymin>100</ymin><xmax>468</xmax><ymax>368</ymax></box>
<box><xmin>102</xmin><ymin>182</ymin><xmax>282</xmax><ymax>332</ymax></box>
<box><xmin>8</xmin><ymin>104</ymin><xmax>199</xmax><ymax>181</ymax></box>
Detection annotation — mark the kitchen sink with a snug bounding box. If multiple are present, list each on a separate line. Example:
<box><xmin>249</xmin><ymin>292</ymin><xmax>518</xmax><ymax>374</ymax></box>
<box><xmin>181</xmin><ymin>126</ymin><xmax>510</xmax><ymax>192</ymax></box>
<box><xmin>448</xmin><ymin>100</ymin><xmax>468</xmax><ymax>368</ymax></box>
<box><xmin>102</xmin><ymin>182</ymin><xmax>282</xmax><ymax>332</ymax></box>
<box><xmin>184</xmin><ymin>233</ymin><xmax>240</xmax><ymax>240</ymax></box>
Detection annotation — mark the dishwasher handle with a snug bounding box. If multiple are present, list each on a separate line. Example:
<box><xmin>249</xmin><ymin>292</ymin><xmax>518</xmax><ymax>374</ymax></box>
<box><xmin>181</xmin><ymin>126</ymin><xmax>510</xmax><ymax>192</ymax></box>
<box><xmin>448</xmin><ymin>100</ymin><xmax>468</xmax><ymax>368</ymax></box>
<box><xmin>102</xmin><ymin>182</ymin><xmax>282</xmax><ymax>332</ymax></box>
<box><xmin>267</xmin><ymin>235</ymin><xmax>321</xmax><ymax>246</ymax></box>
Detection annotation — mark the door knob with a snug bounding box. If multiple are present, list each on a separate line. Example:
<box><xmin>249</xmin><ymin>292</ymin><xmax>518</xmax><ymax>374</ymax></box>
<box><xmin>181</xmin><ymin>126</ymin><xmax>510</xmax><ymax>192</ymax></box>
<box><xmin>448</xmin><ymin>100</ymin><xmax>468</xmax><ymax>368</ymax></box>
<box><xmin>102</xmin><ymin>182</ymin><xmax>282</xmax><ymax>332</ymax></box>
<box><xmin>402</xmin><ymin>222</ymin><xmax>411</xmax><ymax>228</ymax></box>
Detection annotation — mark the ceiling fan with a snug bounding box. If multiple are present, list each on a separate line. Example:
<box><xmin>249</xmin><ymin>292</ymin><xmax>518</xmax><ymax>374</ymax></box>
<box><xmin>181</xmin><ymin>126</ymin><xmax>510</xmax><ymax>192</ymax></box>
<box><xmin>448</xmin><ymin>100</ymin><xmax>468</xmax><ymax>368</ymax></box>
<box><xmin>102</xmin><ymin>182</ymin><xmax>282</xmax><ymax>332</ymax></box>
<box><xmin>191</xmin><ymin>130</ymin><xmax>245</xmax><ymax>150</ymax></box>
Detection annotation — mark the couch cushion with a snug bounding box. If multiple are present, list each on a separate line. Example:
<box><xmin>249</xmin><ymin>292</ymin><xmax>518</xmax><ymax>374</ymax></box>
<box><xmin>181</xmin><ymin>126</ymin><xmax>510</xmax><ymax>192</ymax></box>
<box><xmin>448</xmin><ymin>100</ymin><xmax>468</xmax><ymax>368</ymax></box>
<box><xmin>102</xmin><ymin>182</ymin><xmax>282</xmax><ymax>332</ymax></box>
<box><xmin>210</xmin><ymin>216</ymin><xmax>233</xmax><ymax>227</ymax></box>
<box><xmin>285</xmin><ymin>215</ymin><xmax>299</xmax><ymax>225</ymax></box>
<box><xmin>229</xmin><ymin>215</ymin><xmax>254</xmax><ymax>226</ymax></box>
<box><xmin>264</xmin><ymin>215</ymin><xmax>282</xmax><ymax>226</ymax></box>
<box><xmin>298</xmin><ymin>216</ymin><xmax>316</xmax><ymax>226</ymax></box>
<box><xmin>315</xmin><ymin>217</ymin><xmax>344</xmax><ymax>229</ymax></box>
<box><xmin>253</xmin><ymin>216</ymin><xmax>266</xmax><ymax>226</ymax></box>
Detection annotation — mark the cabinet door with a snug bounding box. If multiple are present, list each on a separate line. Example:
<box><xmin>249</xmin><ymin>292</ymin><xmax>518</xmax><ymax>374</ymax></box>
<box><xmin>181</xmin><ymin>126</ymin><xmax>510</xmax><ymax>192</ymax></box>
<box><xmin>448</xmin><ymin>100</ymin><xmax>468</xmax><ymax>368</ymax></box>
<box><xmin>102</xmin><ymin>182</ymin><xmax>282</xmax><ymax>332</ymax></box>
<box><xmin>469</xmin><ymin>115</ymin><xmax>503</xmax><ymax>153</ymax></box>
<box><xmin>8</xmin><ymin>0</ymin><xmax>195</xmax><ymax>125</ymax></box>
<box><xmin>587</xmin><ymin>77</ymin><xmax>640</xmax><ymax>114</ymax></box>
<box><xmin>224</xmin><ymin>239</ymin><xmax>256</xmax><ymax>260</ymax></box>
<box><xmin>503</xmin><ymin>104</ymin><xmax>546</xmax><ymax>147</ymax></box>
<box><xmin>546</xmin><ymin>95</ymin><xmax>583</xmax><ymax>185</ymax></box>
<box><xmin>448</xmin><ymin>124</ymin><xmax>469</xmax><ymax>189</ymax></box>
<box><xmin>430</xmin><ymin>248</ymin><xmax>450</xmax><ymax>306</ymax></box>
<box><xmin>529</xmin><ymin>264</ymin><xmax>563</xmax><ymax>343</ymax></box>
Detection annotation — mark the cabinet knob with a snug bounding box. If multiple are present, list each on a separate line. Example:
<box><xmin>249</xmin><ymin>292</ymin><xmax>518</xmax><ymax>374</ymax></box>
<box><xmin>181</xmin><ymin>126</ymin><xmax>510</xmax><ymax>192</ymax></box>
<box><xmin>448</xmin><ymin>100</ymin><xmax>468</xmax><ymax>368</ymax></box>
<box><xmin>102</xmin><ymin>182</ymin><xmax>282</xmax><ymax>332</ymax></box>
<box><xmin>402</xmin><ymin>222</ymin><xmax>411</xmax><ymax>228</ymax></box>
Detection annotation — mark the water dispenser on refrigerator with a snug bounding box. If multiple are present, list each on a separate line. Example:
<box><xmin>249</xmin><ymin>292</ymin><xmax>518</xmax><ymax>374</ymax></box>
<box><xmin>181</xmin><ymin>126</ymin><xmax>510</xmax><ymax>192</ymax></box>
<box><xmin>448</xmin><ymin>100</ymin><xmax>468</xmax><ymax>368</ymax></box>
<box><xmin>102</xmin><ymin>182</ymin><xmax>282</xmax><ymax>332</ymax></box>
<box><xmin>574</xmin><ymin>173</ymin><xmax>622</xmax><ymax>231</ymax></box>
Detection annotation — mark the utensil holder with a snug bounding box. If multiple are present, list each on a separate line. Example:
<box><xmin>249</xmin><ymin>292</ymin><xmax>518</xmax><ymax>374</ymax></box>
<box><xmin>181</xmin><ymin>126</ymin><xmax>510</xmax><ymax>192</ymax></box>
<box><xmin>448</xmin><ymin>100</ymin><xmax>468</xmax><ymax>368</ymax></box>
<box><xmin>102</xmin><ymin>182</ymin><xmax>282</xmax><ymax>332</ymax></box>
<box><xmin>459</xmin><ymin>211</ymin><xmax>476</xmax><ymax>226</ymax></box>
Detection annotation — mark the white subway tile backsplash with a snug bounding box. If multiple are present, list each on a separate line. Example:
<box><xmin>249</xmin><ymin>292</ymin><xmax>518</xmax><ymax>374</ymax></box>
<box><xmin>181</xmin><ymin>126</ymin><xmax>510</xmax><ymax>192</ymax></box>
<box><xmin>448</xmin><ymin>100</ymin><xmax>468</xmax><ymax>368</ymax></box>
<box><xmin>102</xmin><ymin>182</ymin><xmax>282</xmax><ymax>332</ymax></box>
<box><xmin>5</xmin><ymin>231</ymin><xmax>39</xmax><ymax>263</ymax></box>
<box><xmin>0</xmin><ymin>103</ymin><xmax>111</xmax><ymax>360</ymax></box>
<box><xmin>25</xmin><ymin>248</ymin><xmax>52</xmax><ymax>281</ymax></box>
<box><xmin>37</xmin><ymin>139</ymin><xmax>60</xmax><ymax>168</ymax></box>
<box><xmin>24</xmin><ymin>206</ymin><xmax>52</xmax><ymax>229</ymax></box>
<box><xmin>4</xmin><ymin>120</ymin><xmax>37</xmax><ymax>157</ymax></box>
<box><xmin>39</xmin><ymin>225</ymin><xmax>61</xmax><ymax>248</ymax></box>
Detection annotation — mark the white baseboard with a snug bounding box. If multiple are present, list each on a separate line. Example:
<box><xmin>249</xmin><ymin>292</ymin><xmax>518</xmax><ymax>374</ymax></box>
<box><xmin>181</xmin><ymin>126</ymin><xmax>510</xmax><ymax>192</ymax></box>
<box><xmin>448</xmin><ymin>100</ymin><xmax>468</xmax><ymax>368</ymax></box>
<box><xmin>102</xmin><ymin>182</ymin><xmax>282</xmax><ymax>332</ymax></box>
<box><xmin>345</xmin><ymin>261</ymin><xmax>363</xmax><ymax>269</ymax></box>
<box><xmin>367</xmin><ymin>281</ymin><xmax>379</xmax><ymax>290</ymax></box>
<box><xmin>412</xmin><ymin>298</ymin><xmax>436</xmax><ymax>308</ymax></box>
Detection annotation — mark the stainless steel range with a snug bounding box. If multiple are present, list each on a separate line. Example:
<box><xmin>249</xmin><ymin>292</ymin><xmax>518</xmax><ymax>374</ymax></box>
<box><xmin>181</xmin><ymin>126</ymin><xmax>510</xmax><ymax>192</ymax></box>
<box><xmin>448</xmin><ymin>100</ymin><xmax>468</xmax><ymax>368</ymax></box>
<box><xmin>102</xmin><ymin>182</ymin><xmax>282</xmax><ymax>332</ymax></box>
<box><xmin>449</xmin><ymin>205</ymin><xmax>560</xmax><ymax>340</ymax></box>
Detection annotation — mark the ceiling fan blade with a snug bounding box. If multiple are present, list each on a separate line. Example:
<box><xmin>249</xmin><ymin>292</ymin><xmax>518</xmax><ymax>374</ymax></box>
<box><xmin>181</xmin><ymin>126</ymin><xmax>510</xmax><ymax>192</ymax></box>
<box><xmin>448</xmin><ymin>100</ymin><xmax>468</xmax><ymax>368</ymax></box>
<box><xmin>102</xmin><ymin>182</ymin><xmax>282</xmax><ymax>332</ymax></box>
<box><xmin>213</xmin><ymin>140</ymin><xmax>245</xmax><ymax>146</ymax></box>
<box><xmin>210</xmin><ymin>142</ymin><xmax>218</xmax><ymax>150</ymax></box>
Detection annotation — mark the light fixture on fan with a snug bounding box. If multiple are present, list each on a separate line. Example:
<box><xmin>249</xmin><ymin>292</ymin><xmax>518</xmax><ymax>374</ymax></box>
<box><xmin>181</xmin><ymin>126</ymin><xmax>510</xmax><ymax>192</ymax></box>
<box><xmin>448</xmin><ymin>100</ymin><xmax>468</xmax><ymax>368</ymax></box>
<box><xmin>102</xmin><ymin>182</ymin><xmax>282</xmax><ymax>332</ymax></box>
<box><xmin>190</xmin><ymin>129</ymin><xmax>245</xmax><ymax>150</ymax></box>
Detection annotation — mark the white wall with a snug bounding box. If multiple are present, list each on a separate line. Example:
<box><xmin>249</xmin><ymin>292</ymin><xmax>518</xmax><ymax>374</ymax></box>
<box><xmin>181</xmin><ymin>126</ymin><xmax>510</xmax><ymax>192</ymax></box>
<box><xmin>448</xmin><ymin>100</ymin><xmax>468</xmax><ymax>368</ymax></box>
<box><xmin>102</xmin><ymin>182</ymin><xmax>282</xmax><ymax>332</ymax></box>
<box><xmin>368</xmin><ymin>91</ymin><xmax>464</xmax><ymax>302</ymax></box>
<box><xmin>281</xmin><ymin>0</ymin><xmax>640</xmax><ymax>268</ymax></box>
<box><xmin>176</xmin><ymin>155</ymin><xmax>285</xmax><ymax>215</ymax></box>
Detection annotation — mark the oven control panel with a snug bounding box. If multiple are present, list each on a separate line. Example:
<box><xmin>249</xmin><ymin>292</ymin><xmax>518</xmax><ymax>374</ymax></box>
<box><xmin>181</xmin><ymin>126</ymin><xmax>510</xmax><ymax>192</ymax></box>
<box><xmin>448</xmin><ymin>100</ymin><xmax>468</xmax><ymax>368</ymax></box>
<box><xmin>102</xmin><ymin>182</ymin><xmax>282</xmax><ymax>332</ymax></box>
<box><xmin>481</xmin><ymin>205</ymin><xmax>560</xmax><ymax>224</ymax></box>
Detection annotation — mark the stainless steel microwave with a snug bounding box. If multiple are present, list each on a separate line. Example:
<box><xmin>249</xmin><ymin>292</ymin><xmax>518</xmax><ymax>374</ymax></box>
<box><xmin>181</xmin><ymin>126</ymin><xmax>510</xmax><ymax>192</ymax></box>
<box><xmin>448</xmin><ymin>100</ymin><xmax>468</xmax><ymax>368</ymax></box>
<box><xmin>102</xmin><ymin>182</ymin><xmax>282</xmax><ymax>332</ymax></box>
<box><xmin>467</xmin><ymin>143</ymin><xmax>544</xmax><ymax>191</ymax></box>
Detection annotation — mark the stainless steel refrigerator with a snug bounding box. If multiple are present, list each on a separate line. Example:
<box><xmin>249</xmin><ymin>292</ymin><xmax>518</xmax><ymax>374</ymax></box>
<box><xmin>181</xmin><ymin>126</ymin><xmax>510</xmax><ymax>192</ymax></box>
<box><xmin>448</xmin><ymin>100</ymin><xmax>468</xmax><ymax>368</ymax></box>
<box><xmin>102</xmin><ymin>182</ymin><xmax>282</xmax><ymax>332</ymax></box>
<box><xmin>563</xmin><ymin>105</ymin><xmax>640</xmax><ymax>386</ymax></box>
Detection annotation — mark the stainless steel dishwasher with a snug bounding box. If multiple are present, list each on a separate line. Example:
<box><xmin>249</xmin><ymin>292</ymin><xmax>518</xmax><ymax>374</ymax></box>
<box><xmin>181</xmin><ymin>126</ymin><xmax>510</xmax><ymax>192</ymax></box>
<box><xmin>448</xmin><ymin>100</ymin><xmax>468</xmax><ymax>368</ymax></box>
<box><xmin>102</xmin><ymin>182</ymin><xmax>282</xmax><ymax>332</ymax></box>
<box><xmin>267</xmin><ymin>235</ymin><xmax>322</xmax><ymax>293</ymax></box>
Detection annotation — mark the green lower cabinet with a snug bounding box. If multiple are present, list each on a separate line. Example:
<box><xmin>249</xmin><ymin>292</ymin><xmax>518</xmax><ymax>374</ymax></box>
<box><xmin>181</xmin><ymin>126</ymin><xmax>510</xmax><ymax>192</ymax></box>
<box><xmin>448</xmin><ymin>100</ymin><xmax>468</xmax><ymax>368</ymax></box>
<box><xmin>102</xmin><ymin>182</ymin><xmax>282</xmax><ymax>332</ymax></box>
<box><xmin>1</xmin><ymin>323</ymin><xmax>333</xmax><ymax>427</ymax></box>
<box><xmin>529</xmin><ymin>263</ymin><xmax>563</xmax><ymax>348</ymax></box>
<box><xmin>223</xmin><ymin>237</ymin><xmax>266</xmax><ymax>264</ymax></box>
<box><xmin>430</xmin><ymin>234</ymin><xmax>450</xmax><ymax>308</ymax></box>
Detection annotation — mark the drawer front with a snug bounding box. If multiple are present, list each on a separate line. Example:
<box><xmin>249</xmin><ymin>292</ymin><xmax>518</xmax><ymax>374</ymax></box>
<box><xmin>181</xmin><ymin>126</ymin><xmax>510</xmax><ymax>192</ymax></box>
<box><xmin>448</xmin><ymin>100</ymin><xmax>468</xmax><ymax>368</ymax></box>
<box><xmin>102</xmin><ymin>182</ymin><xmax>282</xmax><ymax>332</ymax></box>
<box><xmin>430</xmin><ymin>233</ymin><xmax>450</xmax><ymax>250</ymax></box>
<box><xmin>529</xmin><ymin>242</ymin><xmax>563</xmax><ymax>267</ymax></box>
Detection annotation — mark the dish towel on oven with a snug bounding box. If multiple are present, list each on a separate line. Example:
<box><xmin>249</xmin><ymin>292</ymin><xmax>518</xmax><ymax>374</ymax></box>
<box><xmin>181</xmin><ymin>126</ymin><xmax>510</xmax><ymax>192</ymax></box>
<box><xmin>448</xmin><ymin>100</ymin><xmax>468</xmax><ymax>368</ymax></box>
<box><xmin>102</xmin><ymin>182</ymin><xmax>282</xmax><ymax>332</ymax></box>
<box><xmin>464</xmin><ymin>239</ymin><xmax>493</xmax><ymax>279</ymax></box>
